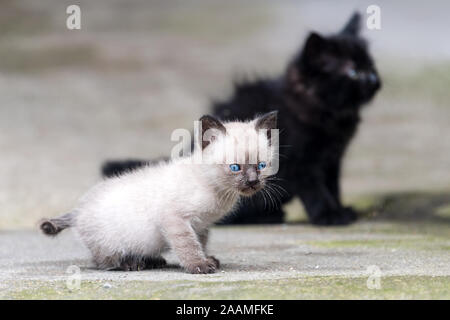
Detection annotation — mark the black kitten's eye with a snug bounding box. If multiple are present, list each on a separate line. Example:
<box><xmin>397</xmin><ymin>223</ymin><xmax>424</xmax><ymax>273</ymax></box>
<box><xmin>346</xmin><ymin>68</ymin><xmax>358</xmax><ymax>79</ymax></box>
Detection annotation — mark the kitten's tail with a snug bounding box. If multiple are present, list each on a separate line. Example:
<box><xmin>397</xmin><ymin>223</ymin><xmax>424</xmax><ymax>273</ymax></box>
<box><xmin>39</xmin><ymin>212</ymin><xmax>75</xmax><ymax>236</ymax></box>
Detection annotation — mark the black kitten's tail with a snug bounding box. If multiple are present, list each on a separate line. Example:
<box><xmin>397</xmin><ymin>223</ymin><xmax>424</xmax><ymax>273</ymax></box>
<box><xmin>101</xmin><ymin>159</ymin><xmax>149</xmax><ymax>178</ymax></box>
<box><xmin>40</xmin><ymin>212</ymin><xmax>75</xmax><ymax>236</ymax></box>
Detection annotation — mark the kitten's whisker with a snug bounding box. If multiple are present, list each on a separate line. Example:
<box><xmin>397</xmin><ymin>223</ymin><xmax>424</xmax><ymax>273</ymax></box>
<box><xmin>265</xmin><ymin>185</ymin><xmax>280</xmax><ymax>209</ymax></box>
<box><xmin>218</xmin><ymin>188</ymin><xmax>235</xmax><ymax>208</ymax></box>
<box><xmin>267</xmin><ymin>182</ymin><xmax>289</xmax><ymax>197</ymax></box>
<box><xmin>261</xmin><ymin>188</ymin><xmax>269</xmax><ymax>210</ymax></box>
<box><xmin>267</xmin><ymin>177</ymin><xmax>286</xmax><ymax>182</ymax></box>
<box><xmin>262</xmin><ymin>186</ymin><xmax>276</xmax><ymax>210</ymax></box>
<box><xmin>265</xmin><ymin>188</ymin><xmax>275</xmax><ymax>210</ymax></box>
<box><xmin>267</xmin><ymin>184</ymin><xmax>283</xmax><ymax>199</ymax></box>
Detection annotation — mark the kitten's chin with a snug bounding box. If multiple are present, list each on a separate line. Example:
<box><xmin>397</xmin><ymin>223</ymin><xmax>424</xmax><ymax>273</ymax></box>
<box><xmin>238</xmin><ymin>186</ymin><xmax>261</xmax><ymax>197</ymax></box>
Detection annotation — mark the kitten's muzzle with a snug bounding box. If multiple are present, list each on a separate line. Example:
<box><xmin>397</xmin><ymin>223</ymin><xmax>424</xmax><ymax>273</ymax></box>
<box><xmin>364</xmin><ymin>72</ymin><xmax>381</xmax><ymax>91</ymax></box>
<box><xmin>246</xmin><ymin>180</ymin><xmax>259</xmax><ymax>188</ymax></box>
<box><xmin>239</xmin><ymin>180</ymin><xmax>262</xmax><ymax>196</ymax></box>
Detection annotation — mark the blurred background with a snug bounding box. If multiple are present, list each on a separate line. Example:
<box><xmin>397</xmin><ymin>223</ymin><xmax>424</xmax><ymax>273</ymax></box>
<box><xmin>1</xmin><ymin>0</ymin><xmax>450</xmax><ymax>229</ymax></box>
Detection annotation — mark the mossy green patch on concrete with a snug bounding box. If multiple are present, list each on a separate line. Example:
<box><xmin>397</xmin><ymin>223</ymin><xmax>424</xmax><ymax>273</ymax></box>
<box><xmin>304</xmin><ymin>236</ymin><xmax>449</xmax><ymax>251</ymax></box>
<box><xmin>3</xmin><ymin>276</ymin><xmax>449</xmax><ymax>300</ymax></box>
<box><xmin>347</xmin><ymin>192</ymin><xmax>450</xmax><ymax>232</ymax></box>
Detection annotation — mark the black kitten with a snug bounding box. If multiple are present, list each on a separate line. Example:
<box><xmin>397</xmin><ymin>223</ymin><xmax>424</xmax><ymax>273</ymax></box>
<box><xmin>102</xmin><ymin>13</ymin><xmax>381</xmax><ymax>225</ymax></box>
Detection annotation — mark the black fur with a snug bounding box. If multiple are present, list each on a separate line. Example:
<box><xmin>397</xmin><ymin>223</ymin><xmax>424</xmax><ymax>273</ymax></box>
<box><xmin>101</xmin><ymin>13</ymin><xmax>381</xmax><ymax>225</ymax></box>
<box><xmin>102</xmin><ymin>159</ymin><xmax>150</xmax><ymax>178</ymax></box>
<box><xmin>111</xmin><ymin>255</ymin><xmax>167</xmax><ymax>271</ymax></box>
<box><xmin>102</xmin><ymin>158</ymin><xmax>168</xmax><ymax>178</ymax></box>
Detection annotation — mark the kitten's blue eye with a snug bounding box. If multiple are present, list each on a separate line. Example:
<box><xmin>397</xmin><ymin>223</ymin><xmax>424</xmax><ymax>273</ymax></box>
<box><xmin>257</xmin><ymin>161</ymin><xmax>267</xmax><ymax>170</ymax></box>
<box><xmin>347</xmin><ymin>68</ymin><xmax>358</xmax><ymax>79</ymax></box>
<box><xmin>229</xmin><ymin>164</ymin><xmax>241</xmax><ymax>172</ymax></box>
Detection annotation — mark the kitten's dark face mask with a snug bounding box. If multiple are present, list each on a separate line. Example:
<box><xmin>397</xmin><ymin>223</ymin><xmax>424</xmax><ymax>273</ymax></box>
<box><xmin>227</xmin><ymin>163</ymin><xmax>267</xmax><ymax>196</ymax></box>
<box><xmin>287</xmin><ymin>13</ymin><xmax>381</xmax><ymax>109</ymax></box>
<box><xmin>201</xmin><ymin>112</ymin><xmax>278</xmax><ymax>198</ymax></box>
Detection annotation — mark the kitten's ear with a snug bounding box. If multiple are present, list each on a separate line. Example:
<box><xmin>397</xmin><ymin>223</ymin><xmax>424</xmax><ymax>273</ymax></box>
<box><xmin>302</xmin><ymin>32</ymin><xmax>327</xmax><ymax>61</ymax></box>
<box><xmin>199</xmin><ymin>115</ymin><xmax>226</xmax><ymax>150</ymax></box>
<box><xmin>255</xmin><ymin>111</ymin><xmax>278</xmax><ymax>142</ymax></box>
<box><xmin>255</xmin><ymin>111</ymin><xmax>278</xmax><ymax>130</ymax></box>
<box><xmin>340</xmin><ymin>12</ymin><xmax>361</xmax><ymax>36</ymax></box>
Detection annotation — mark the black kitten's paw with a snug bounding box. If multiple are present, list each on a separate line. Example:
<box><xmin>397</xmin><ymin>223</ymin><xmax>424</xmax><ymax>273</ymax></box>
<box><xmin>143</xmin><ymin>256</ymin><xmax>167</xmax><ymax>269</ymax></box>
<box><xmin>118</xmin><ymin>259</ymin><xmax>146</xmax><ymax>271</ymax></box>
<box><xmin>186</xmin><ymin>260</ymin><xmax>217</xmax><ymax>274</ymax></box>
<box><xmin>342</xmin><ymin>206</ymin><xmax>358</xmax><ymax>222</ymax></box>
<box><xmin>310</xmin><ymin>207</ymin><xmax>358</xmax><ymax>226</ymax></box>
<box><xmin>207</xmin><ymin>256</ymin><xmax>220</xmax><ymax>269</ymax></box>
<box><xmin>116</xmin><ymin>256</ymin><xmax>168</xmax><ymax>271</ymax></box>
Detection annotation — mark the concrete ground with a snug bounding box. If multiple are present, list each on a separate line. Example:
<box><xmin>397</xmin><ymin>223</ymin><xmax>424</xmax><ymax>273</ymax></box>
<box><xmin>1</xmin><ymin>0</ymin><xmax>450</xmax><ymax>299</ymax></box>
<box><xmin>1</xmin><ymin>216</ymin><xmax>449</xmax><ymax>299</ymax></box>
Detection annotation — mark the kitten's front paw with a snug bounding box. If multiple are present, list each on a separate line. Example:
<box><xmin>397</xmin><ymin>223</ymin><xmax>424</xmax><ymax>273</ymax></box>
<box><xmin>186</xmin><ymin>260</ymin><xmax>217</xmax><ymax>274</ymax></box>
<box><xmin>207</xmin><ymin>256</ymin><xmax>220</xmax><ymax>269</ymax></box>
<box><xmin>342</xmin><ymin>206</ymin><xmax>358</xmax><ymax>222</ymax></box>
<box><xmin>311</xmin><ymin>207</ymin><xmax>358</xmax><ymax>226</ymax></box>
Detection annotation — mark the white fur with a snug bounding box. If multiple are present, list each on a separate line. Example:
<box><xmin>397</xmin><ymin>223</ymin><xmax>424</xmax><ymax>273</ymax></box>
<box><xmin>65</xmin><ymin>118</ymin><xmax>274</xmax><ymax>270</ymax></box>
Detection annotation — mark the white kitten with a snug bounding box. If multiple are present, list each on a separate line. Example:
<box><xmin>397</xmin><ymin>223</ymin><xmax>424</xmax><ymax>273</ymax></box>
<box><xmin>40</xmin><ymin>112</ymin><xmax>278</xmax><ymax>273</ymax></box>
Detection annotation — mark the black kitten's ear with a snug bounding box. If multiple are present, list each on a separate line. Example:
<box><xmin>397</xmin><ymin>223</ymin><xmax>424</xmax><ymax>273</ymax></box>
<box><xmin>340</xmin><ymin>12</ymin><xmax>361</xmax><ymax>36</ymax></box>
<box><xmin>304</xmin><ymin>32</ymin><xmax>327</xmax><ymax>51</ymax></box>
<box><xmin>255</xmin><ymin>111</ymin><xmax>278</xmax><ymax>130</ymax></box>
<box><xmin>302</xmin><ymin>32</ymin><xmax>327</xmax><ymax>61</ymax></box>
<box><xmin>199</xmin><ymin>115</ymin><xmax>226</xmax><ymax>149</ymax></box>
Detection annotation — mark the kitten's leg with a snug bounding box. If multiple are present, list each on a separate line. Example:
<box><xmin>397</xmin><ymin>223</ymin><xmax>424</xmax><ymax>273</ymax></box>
<box><xmin>296</xmin><ymin>175</ymin><xmax>356</xmax><ymax>225</ymax></box>
<box><xmin>324</xmin><ymin>160</ymin><xmax>358</xmax><ymax>223</ymax></box>
<box><xmin>92</xmin><ymin>251</ymin><xmax>122</xmax><ymax>270</ymax></box>
<box><xmin>198</xmin><ymin>230</ymin><xmax>220</xmax><ymax>269</ymax></box>
<box><xmin>324</xmin><ymin>160</ymin><xmax>341</xmax><ymax>204</ymax></box>
<box><xmin>162</xmin><ymin>217</ymin><xmax>216</xmax><ymax>274</ymax></box>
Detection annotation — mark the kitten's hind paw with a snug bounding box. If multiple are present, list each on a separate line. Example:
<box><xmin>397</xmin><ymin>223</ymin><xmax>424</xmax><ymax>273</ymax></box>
<box><xmin>185</xmin><ymin>260</ymin><xmax>217</xmax><ymax>274</ymax></box>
